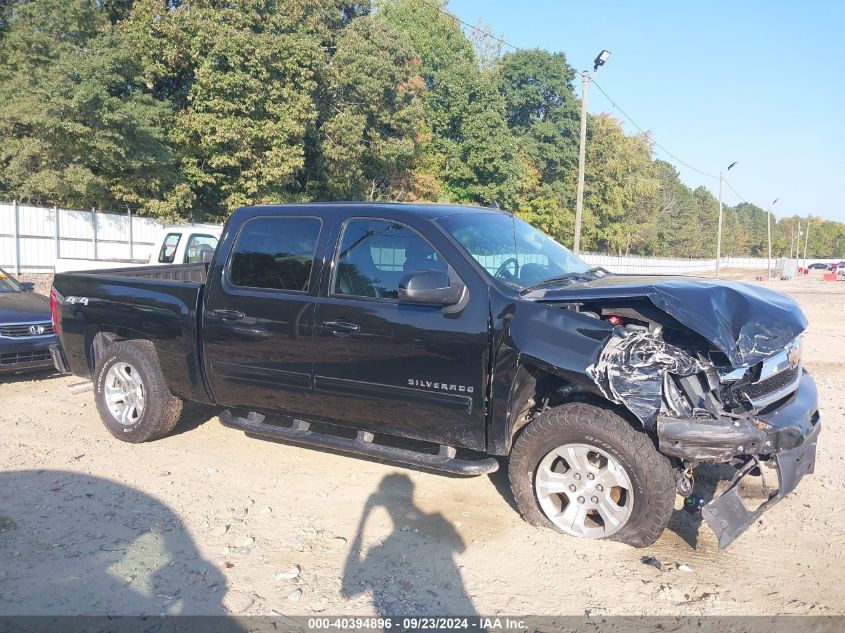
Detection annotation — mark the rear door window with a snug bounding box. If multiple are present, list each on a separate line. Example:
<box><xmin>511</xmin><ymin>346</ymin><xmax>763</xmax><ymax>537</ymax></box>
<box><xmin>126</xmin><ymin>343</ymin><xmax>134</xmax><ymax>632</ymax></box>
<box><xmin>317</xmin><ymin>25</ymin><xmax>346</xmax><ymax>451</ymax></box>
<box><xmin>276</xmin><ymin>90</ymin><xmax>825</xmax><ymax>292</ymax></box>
<box><xmin>158</xmin><ymin>233</ymin><xmax>181</xmax><ymax>264</ymax></box>
<box><xmin>229</xmin><ymin>217</ymin><xmax>321</xmax><ymax>292</ymax></box>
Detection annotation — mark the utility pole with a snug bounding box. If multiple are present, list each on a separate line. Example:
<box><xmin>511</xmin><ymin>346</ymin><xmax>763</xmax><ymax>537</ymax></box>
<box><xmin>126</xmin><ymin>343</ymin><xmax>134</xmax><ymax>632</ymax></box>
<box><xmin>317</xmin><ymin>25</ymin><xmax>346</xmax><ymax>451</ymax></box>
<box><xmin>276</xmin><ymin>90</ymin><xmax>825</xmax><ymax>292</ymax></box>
<box><xmin>715</xmin><ymin>162</ymin><xmax>737</xmax><ymax>279</ymax></box>
<box><xmin>716</xmin><ymin>173</ymin><xmax>724</xmax><ymax>278</ymax></box>
<box><xmin>802</xmin><ymin>218</ymin><xmax>810</xmax><ymax>272</ymax></box>
<box><xmin>767</xmin><ymin>198</ymin><xmax>778</xmax><ymax>280</ymax></box>
<box><xmin>573</xmin><ymin>70</ymin><xmax>589</xmax><ymax>255</ymax></box>
<box><xmin>790</xmin><ymin>224</ymin><xmax>795</xmax><ymax>262</ymax></box>
<box><xmin>573</xmin><ymin>50</ymin><xmax>610</xmax><ymax>255</ymax></box>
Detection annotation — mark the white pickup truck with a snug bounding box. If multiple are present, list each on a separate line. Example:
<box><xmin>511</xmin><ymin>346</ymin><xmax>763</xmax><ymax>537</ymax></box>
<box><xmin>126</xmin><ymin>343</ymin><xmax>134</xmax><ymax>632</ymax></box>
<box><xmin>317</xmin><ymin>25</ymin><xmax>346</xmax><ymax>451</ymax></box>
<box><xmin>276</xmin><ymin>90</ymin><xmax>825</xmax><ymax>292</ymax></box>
<box><xmin>54</xmin><ymin>225</ymin><xmax>221</xmax><ymax>273</ymax></box>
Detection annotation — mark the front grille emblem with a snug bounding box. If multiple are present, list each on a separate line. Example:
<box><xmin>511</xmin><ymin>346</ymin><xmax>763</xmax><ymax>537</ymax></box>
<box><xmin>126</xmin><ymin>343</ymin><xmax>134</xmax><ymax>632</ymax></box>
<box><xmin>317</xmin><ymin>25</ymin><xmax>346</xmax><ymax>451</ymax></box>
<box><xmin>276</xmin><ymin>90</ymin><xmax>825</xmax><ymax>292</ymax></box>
<box><xmin>28</xmin><ymin>324</ymin><xmax>45</xmax><ymax>335</ymax></box>
<box><xmin>787</xmin><ymin>343</ymin><xmax>801</xmax><ymax>367</ymax></box>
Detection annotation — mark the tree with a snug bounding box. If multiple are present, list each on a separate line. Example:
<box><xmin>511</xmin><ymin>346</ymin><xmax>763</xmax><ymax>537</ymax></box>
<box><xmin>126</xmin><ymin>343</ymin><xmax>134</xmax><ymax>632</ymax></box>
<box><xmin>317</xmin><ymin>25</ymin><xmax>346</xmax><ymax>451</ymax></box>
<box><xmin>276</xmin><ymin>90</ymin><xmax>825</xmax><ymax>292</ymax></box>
<box><xmin>318</xmin><ymin>15</ymin><xmax>426</xmax><ymax>200</ymax></box>
<box><xmin>0</xmin><ymin>0</ymin><xmax>180</xmax><ymax>214</ymax></box>
<box><xmin>377</xmin><ymin>0</ymin><xmax>524</xmax><ymax>208</ymax></box>
<box><xmin>124</xmin><ymin>0</ymin><xmax>368</xmax><ymax>215</ymax></box>
<box><xmin>495</xmin><ymin>48</ymin><xmax>580</xmax><ymax>244</ymax></box>
<box><xmin>580</xmin><ymin>114</ymin><xmax>658</xmax><ymax>254</ymax></box>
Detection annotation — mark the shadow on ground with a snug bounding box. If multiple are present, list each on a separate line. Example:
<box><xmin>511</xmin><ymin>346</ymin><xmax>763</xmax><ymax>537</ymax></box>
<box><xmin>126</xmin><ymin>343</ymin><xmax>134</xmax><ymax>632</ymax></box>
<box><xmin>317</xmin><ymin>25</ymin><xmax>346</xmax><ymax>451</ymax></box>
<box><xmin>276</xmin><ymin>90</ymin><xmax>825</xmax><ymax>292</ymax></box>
<box><xmin>667</xmin><ymin>462</ymin><xmax>737</xmax><ymax>548</ymax></box>
<box><xmin>0</xmin><ymin>470</ymin><xmax>228</xmax><ymax>615</ymax></box>
<box><xmin>0</xmin><ymin>368</ymin><xmax>61</xmax><ymax>386</ymax></box>
<box><xmin>171</xmin><ymin>401</ymin><xmax>224</xmax><ymax>436</ymax></box>
<box><xmin>341</xmin><ymin>473</ymin><xmax>477</xmax><ymax>615</ymax></box>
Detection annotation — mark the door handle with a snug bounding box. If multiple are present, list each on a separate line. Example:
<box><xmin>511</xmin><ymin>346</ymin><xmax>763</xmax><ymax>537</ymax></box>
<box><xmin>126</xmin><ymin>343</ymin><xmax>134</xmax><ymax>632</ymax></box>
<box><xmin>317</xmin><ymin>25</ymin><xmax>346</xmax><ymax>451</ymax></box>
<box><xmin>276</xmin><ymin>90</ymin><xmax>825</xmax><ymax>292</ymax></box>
<box><xmin>212</xmin><ymin>309</ymin><xmax>245</xmax><ymax>321</ymax></box>
<box><xmin>322</xmin><ymin>320</ymin><xmax>361</xmax><ymax>336</ymax></box>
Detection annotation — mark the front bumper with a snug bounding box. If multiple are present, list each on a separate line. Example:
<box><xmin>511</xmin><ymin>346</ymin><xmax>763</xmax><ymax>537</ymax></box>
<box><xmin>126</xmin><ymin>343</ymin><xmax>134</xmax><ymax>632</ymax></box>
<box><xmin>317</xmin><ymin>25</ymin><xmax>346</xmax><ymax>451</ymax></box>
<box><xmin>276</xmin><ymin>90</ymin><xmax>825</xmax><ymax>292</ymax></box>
<box><xmin>701</xmin><ymin>420</ymin><xmax>819</xmax><ymax>547</ymax></box>
<box><xmin>657</xmin><ymin>370</ymin><xmax>820</xmax><ymax>547</ymax></box>
<box><xmin>0</xmin><ymin>336</ymin><xmax>57</xmax><ymax>374</ymax></box>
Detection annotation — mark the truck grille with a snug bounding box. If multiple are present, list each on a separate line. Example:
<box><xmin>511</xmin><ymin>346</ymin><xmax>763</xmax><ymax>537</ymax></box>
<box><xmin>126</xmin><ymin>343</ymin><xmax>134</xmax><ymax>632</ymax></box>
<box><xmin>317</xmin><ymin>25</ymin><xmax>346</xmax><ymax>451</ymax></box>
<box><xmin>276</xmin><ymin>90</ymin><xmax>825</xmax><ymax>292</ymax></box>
<box><xmin>0</xmin><ymin>350</ymin><xmax>52</xmax><ymax>366</ymax></box>
<box><xmin>743</xmin><ymin>363</ymin><xmax>801</xmax><ymax>402</ymax></box>
<box><xmin>0</xmin><ymin>322</ymin><xmax>54</xmax><ymax>338</ymax></box>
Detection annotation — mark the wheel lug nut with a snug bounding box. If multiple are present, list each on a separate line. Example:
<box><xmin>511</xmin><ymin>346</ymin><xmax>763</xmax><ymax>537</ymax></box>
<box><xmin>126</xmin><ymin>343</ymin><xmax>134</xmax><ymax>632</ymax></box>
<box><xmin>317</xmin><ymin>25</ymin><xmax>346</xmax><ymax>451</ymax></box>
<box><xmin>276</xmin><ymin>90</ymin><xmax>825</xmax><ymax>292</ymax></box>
<box><xmin>596</xmin><ymin>484</ymin><xmax>604</xmax><ymax>492</ymax></box>
<box><xmin>586</xmin><ymin>473</ymin><xmax>594</xmax><ymax>480</ymax></box>
<box><xmin>577</xmin><ymin>496</ymin><xmax>585</xmax><ymax>504</ymax></box>
<box><xmin>591</xmin><ymin>496</ymin><xmax>598</xmax><ymax>503</ymax></box>
<box><xmin>568</xmin><ymin>484</ymin><xmax>577</xmax><ymax>492</ymax></box>
<box><xmin>573</xmin><ymin>473</ymin><xmax>581</xmax><ymax>480</ymax></box>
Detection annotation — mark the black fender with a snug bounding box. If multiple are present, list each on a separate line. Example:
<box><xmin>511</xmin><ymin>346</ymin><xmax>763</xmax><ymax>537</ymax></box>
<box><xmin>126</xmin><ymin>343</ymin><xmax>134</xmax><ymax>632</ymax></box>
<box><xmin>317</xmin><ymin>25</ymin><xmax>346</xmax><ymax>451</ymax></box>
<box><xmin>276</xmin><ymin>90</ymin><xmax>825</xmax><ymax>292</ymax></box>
<box><xmin>486</xmin><ymin>293</ymin><xmax>614</xmax><ymax>455</ymax></box>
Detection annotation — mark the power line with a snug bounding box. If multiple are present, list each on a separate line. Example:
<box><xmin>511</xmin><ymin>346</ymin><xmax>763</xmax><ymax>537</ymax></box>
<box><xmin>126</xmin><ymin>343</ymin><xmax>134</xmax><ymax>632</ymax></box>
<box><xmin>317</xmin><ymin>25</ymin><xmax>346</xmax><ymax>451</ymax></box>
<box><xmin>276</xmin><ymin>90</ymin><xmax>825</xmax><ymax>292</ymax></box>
<box><xmin>435</xmin><ymin>6</ymin><xmax>520</xmax><ymax>51</ymax></box>
<box><xmin>436</xmin><ymin>5</ymin><xmax>732</xmax><ymax>185</ymax></box>
<box><xmin>723</xmin><ymin>179</ymin><xmax>749</xmax><ymax>204</ymax></box>
<box><xmin>588</xmin><ymin>78</ymin><xmax>719</xmax><ymax>180</ymax></box>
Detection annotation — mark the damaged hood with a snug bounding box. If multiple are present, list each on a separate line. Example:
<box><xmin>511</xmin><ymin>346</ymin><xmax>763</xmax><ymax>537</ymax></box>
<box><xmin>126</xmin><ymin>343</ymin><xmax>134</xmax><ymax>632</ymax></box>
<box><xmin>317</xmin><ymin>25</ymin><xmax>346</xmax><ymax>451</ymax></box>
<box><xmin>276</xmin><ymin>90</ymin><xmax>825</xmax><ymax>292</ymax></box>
<box><xmin>527</xmin><ymin>276</ymin><xmax>807</xmax><ymax>367</ymax></box>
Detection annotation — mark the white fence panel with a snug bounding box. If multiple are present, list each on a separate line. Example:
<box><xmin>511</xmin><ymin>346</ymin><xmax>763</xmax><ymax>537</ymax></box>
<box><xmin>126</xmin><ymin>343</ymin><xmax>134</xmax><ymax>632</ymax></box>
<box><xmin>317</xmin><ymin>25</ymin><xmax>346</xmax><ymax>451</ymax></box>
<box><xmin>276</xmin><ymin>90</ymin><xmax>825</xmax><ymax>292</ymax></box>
<box><xmin>0</xmin><ymin>201</ymin><xmax>221</xmax><ymax>273</ymax></box>
<box><xmin>581</xmin><ymin>253</ymin><xmax>804</xmax><ymax>277</ymax></box>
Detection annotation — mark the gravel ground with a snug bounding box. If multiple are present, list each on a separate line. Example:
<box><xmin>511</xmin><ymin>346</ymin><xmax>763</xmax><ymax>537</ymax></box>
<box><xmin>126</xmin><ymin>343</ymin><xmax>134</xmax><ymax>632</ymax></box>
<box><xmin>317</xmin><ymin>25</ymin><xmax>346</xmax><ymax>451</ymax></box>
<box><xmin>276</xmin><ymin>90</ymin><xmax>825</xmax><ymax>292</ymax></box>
<box><xmin>1</xmin><ymin>273</ymin><xmax>844</xmax><ymax>617</ymax></box>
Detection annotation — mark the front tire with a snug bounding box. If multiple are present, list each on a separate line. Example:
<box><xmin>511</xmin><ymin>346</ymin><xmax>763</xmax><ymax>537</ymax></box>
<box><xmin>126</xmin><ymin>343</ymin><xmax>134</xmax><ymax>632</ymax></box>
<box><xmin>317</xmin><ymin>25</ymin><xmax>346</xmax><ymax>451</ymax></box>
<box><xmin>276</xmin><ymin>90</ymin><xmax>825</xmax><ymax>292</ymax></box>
<box><xmin>508</xmin><ymin>402</ymin><xmax>675</xmax><ymax>548</ymax></box>
<box><xmin>94</xmin><ymin>339</ymin><xmax>182</xmax><ymax>443</ymax></box>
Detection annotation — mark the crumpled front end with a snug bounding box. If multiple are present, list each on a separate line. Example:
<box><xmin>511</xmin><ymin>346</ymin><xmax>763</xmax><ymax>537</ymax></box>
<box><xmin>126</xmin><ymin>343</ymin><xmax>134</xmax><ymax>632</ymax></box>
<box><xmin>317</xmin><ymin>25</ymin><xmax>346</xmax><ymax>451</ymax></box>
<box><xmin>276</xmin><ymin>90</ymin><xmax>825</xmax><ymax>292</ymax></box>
<box><xmin>585</xmin><ymin>318</ymin><xmax>819</xmax><ymax>548</ymax></box>
<box><xmin>528</xmin><ymin>277</ymin><xmax>820</xmax><ymax>547</ymax></box>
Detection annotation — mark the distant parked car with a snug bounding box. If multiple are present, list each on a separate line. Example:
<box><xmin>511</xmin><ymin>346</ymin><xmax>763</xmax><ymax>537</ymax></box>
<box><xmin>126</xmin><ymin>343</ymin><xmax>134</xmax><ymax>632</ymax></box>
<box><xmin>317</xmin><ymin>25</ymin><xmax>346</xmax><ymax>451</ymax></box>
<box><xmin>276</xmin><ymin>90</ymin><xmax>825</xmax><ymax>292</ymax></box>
<box><xmin>808</xmin><ymin>262</ymin><xmax>829</xmax><ymax>270</ymax></box>
<box><xmin>0</xmin><ymin>267</ymin><xmax>57</xmax><ymax>374</ymax></box>
<box><xmin>53</xmin><ymin>225</ymin><xmax>221</xmax><ymax>273</ymax></box>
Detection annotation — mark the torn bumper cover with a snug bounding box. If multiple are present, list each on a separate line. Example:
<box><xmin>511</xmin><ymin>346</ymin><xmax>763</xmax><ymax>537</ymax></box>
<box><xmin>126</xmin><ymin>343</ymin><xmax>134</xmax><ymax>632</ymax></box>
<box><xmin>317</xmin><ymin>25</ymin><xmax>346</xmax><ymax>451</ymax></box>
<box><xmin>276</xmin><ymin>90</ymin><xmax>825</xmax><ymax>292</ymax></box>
<box><xmin>659</xmin><ymin>370</ymin><xmax>821</xmax><ymax>547</ymax></box>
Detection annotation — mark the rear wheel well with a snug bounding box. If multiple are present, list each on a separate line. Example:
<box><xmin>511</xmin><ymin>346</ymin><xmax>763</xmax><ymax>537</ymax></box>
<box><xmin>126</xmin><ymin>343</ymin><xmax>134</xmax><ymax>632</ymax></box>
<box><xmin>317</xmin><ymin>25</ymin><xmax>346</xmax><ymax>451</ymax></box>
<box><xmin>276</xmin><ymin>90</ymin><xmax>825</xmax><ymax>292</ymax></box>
<box><xmin>87</xmin><ymin>329</ymin><xmax>149</xmax><ymax>374</ymax></box>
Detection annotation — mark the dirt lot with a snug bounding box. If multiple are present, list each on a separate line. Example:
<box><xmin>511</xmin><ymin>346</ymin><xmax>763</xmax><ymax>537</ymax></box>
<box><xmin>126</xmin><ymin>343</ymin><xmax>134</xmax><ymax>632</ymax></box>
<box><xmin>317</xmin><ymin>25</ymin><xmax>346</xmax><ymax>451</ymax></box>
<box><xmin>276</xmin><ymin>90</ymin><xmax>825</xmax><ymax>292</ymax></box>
<box><xmin>1</xmin><ymin>274</ymin><xmax>844</xmax><ymax>617</ymax></box>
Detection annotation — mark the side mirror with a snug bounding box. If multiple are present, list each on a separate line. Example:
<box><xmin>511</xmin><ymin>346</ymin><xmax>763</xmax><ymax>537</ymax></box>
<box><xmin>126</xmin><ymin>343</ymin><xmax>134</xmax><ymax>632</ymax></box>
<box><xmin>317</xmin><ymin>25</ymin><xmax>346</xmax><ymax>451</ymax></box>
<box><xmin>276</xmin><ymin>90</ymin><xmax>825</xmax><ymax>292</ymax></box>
<box><xmin>398</xmin><ymin>270</ymin><xmax>465</xmax><ymax>306</ymax></box>
<box><xmin>20</xmin><ymin>282</ymin><xmax>35</xmax><ymax>292</ymax></box>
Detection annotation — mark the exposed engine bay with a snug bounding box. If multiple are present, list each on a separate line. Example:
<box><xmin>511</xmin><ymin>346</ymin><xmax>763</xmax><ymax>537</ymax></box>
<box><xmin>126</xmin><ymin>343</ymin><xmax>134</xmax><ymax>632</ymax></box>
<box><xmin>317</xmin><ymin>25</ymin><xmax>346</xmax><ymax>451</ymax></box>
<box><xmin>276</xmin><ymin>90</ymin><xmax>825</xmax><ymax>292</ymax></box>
<box><xmin>541</xmin><ymin>295</ymin><xmax>806</xmax><ymax>456</ymax></box>
<box><xmin>542</xmin><ymin>299</ymin><xmax>818</xmax><ymax>547</ymax></box>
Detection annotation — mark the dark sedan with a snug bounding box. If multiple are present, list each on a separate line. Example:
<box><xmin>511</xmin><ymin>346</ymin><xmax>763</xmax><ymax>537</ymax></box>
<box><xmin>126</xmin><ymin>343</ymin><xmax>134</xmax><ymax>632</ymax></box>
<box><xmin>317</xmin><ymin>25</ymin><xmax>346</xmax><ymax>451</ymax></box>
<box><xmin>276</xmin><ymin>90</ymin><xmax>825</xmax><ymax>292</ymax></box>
<box><xmin>0</xmin><ymin>268</ymin><xmax>57</xmax><ymax>374</ymax></box>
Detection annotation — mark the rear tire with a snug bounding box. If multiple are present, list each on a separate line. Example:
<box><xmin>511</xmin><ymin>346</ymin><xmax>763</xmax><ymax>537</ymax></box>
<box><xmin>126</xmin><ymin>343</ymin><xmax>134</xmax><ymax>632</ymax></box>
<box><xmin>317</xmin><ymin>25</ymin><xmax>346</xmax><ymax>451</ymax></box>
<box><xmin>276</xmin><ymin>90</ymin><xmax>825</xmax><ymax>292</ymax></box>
<box><xmin>508</xmin><ymin>402</ymin><xmax>675</xmax><ymax>547</ymax></box>
<box><xmin>94</xmin><ymin>339</ymin><xmax>182</xmax><ymax>443</ymax></box>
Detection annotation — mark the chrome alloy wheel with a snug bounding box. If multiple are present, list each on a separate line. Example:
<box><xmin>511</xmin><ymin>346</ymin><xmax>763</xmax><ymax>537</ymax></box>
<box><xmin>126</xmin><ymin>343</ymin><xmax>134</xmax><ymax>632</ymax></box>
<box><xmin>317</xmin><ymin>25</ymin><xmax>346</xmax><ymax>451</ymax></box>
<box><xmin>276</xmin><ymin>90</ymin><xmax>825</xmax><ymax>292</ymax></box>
<box><xmin>103</xmin><ymin>362</ymin><xmax>146</xmax><ymax>426</ymax></box>
<box><xmin>534</xmin><ymin>443</ymin><xmax>634</xmax><ymax>538</ymax></box>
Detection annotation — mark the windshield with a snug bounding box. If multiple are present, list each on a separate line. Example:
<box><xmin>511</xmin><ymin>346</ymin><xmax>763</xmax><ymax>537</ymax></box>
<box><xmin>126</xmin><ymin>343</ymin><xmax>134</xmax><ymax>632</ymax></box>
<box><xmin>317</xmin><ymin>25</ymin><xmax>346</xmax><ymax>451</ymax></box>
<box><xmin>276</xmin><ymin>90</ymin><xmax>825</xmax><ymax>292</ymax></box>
<box><xmin>437</xmin><ymin>213</ymin><xmax>589</xmax><ymax>289</ymax></box>
<box><xmin>0</xmin><ymin>268</ymin><xmax>21</xmax><ymax>293</ymax></box>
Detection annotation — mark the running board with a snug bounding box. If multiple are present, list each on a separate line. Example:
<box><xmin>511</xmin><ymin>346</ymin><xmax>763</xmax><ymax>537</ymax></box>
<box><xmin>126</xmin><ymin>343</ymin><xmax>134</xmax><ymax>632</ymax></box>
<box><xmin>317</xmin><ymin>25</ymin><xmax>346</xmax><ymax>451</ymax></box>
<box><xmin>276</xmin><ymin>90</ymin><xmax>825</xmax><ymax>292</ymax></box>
<box><xmin>219</xmin><ymin>410</ymin><xmax>499</xmax><ymax>476</ymax></box>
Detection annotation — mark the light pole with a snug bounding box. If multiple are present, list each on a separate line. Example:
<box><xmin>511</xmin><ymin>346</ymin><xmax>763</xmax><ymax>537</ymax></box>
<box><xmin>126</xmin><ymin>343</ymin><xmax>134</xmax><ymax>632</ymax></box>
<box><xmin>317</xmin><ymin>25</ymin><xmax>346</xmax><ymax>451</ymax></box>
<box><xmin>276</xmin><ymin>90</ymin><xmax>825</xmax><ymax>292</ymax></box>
<box><xmin>573</xmin><ymin>49</ymin><xmax>611</xmax><ymax>255</ymax></box>
<box><xmin>715</xmin><ymin>161</ymin><xmax>738</xmax><ymax>278</ymax></box>
<box><xmin>767</xmin><ymin>198</ymin><xmax>778</xmax><ymax>280</ymax></box>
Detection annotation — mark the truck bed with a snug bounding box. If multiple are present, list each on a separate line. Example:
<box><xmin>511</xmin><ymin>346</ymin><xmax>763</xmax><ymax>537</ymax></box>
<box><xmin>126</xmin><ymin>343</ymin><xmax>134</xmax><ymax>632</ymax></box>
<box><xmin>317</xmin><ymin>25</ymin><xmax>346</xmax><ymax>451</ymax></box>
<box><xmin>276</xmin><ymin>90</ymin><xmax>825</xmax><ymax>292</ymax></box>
<box><xmin>52</xmin><ymin>263</ymin><xmax>211</xmax><ymax>404</ymax></box>
<box><xmin>63</xmin><ymin>262</ymin><xmax>209</xmax><ymax>283</ymax></box>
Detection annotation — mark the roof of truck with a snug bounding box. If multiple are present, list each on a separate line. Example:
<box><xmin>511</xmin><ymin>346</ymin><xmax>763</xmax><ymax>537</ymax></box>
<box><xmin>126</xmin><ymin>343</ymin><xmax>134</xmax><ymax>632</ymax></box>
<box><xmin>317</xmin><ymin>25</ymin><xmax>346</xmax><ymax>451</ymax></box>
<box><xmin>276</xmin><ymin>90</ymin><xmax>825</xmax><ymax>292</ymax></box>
<box><xmin>237</xmin><ymin>201</ymin><xmax>508</xmax><ymax>220</ymax></box>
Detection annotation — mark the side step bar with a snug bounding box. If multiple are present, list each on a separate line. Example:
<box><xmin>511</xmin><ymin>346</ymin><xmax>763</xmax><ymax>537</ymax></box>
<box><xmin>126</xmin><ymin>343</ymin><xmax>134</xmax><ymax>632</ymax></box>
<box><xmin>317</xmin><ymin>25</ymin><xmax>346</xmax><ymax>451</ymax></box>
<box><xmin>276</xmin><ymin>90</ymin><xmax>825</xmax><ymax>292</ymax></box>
<box><xmin>219</xmin><ymin>410</ymin><xmax>499</xmax><ymax>476</ymax></box>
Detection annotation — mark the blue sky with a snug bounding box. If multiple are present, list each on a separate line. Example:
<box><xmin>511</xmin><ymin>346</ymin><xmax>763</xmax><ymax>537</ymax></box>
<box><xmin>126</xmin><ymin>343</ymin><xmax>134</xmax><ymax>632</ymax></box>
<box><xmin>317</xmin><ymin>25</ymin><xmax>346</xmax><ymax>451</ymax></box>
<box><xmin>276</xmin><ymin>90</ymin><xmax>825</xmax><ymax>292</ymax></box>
<box><xmin>447</xmin><ymin>0</ymin><xmax>845</xmax><ymax>222</ymax></box>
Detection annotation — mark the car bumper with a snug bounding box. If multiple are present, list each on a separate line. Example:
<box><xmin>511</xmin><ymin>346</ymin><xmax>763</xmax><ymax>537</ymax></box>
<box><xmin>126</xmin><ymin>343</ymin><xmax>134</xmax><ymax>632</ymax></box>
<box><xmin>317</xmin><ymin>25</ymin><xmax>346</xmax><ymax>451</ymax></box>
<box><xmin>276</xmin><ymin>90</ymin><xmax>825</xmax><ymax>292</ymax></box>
<box><xmin>657</xmin><ymin>370</ymin><xmax>820</xmax><ymax>547</ymax></box>
<box><xmin>701</xmin><ymin>419</ymin><xmax>819</xmax><ymax>547</ymax></box>
<box><xmin>0</xmin><ymin>336</ymin><xmax>57</xmax><ymax>374</ymax></box>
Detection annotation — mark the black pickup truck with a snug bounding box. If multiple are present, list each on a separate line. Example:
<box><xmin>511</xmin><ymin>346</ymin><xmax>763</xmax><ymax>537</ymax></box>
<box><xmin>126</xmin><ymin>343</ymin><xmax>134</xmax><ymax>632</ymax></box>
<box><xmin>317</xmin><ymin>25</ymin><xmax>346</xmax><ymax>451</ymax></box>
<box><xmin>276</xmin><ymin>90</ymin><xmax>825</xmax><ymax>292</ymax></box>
<box><xmin>50</xmin><ymin>203</ymin><xmax>820</xmax><ymax>548</ymax></box>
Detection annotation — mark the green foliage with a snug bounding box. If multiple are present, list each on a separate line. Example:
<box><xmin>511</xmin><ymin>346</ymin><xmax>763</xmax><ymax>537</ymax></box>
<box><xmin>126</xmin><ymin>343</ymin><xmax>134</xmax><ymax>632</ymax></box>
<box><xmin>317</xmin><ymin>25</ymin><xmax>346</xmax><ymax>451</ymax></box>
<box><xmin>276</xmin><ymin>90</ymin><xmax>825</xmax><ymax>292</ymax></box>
<box><xmin>0</xmin><ymin>0</ymin><xmax>842</xmax><ymax>255</ymax></box>
<box><xmin>0</xmin><ymin>0</ymin><xmax>180</xmax><ymax>214</ymax></box>
<box><xmin>126</xmin><ymin>0</ymin><xmax>331</xmax><ymax>213</ymax></box>
<box><xmin>317</xmin><ymin>15</ymin><xmax>425</xmax><ymax>200</ymax></box>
